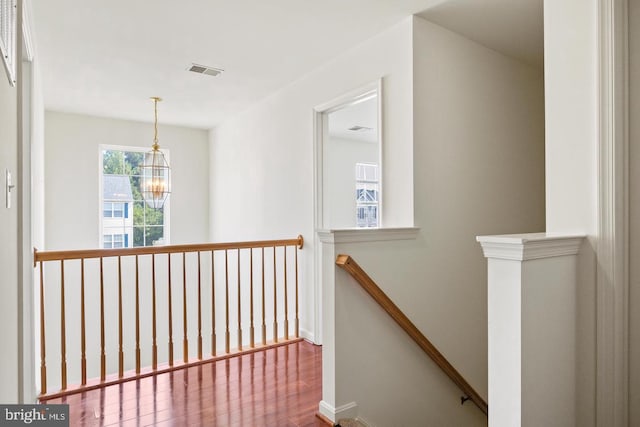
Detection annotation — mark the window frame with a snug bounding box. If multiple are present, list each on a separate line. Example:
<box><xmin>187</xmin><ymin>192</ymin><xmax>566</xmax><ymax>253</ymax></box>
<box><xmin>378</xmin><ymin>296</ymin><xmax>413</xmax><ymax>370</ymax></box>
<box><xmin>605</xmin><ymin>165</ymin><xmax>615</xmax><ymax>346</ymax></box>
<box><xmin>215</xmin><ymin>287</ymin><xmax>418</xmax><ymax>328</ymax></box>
<box><xmin>103</xmin><ymin>233</ymin><xmax>128</xmax><ymax>249</ymax></box>
<box><xmin>314</xmin><ymin>79</ymin><xmax>383</xmax><ymax>230</ymax></box>
<box><xmin>103</xmin><ymin>201</ymin><xmax>126</xmax><ymax>218</ymax></box>
<box><xmin>99</xmin><ymin>144</ymin><xmax>171</xmax><ymax>248</ymax></box>
<box><xmin>355</xmin><ymin>162</ymin><xmax>379</xmax><ymax>228</ymax></box>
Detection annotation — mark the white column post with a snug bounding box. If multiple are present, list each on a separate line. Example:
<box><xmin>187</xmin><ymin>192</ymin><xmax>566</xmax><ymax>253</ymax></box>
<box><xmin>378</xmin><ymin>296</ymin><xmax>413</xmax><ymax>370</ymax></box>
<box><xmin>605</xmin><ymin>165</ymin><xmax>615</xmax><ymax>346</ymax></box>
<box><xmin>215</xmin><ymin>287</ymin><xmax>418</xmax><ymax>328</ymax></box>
<box><xmin>477</xmin><ymin>233</ymin><xmax>584</xmax><ymax>427</ymax></box>
<box><xmin>317</xmin><ymin>230</ymin><xmax>339</xmax><ymax>422</ymax></box>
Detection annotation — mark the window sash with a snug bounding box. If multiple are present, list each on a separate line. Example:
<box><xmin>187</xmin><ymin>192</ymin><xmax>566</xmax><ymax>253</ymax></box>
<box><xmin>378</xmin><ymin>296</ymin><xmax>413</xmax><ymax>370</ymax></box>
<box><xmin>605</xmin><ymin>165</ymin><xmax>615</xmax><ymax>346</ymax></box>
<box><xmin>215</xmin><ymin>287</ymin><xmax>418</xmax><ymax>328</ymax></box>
<box><xmin>101</xmin><ymin>147</ymin><xmax>169</xmax><ymax>248</ymax></box>
<box><xmin>355</xmin><ymin>163</ymin><xmax>379</xmax><ymax>228</ymax></box>
<box><xmin>103</xmin><ymin>201</ymin><xmax>126</xmax><ymax>218</ymax></box>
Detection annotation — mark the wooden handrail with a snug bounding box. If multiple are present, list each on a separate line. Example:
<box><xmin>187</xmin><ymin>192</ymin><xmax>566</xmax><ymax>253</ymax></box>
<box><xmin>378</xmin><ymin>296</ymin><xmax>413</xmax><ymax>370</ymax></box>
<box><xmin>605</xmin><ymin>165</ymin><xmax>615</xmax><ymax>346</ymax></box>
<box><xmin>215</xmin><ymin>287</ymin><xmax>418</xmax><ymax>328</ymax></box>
<box><xmin>34</xmin><ymin>235</ymin><xmax>304</xmax><ymax>398</ymax></box>
<box><xmin>335</xmin><ymin>254</ymin><xmax>488</xmax><ymax>416</ymax></box>
<box><xmin>33</xmin><ymin>235</ymin><xmax>304</xmax><ymax>265</ymax></box>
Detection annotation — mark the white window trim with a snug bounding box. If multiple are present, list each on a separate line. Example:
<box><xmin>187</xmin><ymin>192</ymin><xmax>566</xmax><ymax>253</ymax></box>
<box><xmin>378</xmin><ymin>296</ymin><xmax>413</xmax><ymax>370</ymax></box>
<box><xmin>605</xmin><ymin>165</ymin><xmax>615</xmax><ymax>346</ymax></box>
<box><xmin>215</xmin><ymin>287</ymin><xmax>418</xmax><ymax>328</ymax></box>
<box><xmin>98</xmin><ymin>144</ymin><xmax>171</xmax><ymax>248</ymax></box>
<box><xmin>596</xmin><ymin>0</ymin><xmax>629</xmax><ymax>425</ymax></box>
<box><xmin>355</xmin><ymin>162</ymin><xmax>379</xmax><ymax>228</ymax></box>
<box><xmin>314</xmin><ymin>79</ymin><xmax>384</xmax><ymax>231</ymax></box>
<box><xmin>311</xmin><ymin>79</ymin><xmax>383</xmax><ymax>344</ymax></box>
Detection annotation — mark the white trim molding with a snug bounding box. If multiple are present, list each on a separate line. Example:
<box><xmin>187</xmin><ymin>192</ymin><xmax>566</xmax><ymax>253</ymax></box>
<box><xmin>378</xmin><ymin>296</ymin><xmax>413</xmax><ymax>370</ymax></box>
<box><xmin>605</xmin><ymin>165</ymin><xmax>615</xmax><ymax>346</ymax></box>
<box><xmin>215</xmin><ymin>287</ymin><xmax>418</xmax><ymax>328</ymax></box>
<box><xmin>312</xmin><ymin>79</ymin><xmax>384</xmax><ymax>347</ymax></box>
<box><xmin>596</xmin><ymin>0</ymin><xmax>629</xmax><ymax>425</ymax></box>
<box><xmin>313</xmin><ymin>79</ymin><xmax>384</xmax><ymax>232</ymax></box>
<box><xmin>21</xmin><ymin>0</ymin><xmax>33</xmax><ymax>62</ymax></box>
<box><xmin>317</xmin><ymin>227</ymin><xmax>420</xmax><ymax>244</ymax></box>
<box><xmin>476</xmin><ymin>233</ymin><xmax>584</xmax><ymax>261</ymax></box>
<box><xmin>298</xmin><ymin>327</ymin><xmax>315</xmax><ymax>344</ymax></box>
<box><xmin>318</xmin><ymin>400</ymin><xmax>359</xmax><ymax>422</ymax></box>
<box><xmin>477</xmin><ymin>233</ymin><xmax>584</xmax><ymax>426</ymax></box>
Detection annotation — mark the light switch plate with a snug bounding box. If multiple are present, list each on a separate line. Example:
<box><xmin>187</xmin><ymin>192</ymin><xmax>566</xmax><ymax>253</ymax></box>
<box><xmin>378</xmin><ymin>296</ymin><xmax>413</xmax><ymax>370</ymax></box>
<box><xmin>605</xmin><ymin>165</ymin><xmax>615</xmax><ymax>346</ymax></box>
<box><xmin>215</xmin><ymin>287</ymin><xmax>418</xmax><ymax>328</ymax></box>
<box><xmin>5</xmin><ymin>169</ymin><xmax>14</xmax><ymax>209</ymax></box>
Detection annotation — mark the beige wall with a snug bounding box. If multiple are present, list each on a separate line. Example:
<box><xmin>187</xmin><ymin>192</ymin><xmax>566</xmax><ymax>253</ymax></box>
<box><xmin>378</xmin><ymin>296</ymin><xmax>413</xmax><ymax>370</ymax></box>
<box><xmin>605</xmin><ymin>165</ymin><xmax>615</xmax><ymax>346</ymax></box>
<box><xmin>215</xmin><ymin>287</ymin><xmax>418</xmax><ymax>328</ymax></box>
<box><xmin>0</xmin><ymin>47</ymin><xmax>19</xmax><ymax>403</ymax></box>
<box><xmin>629</xmin><ymin>0</ymin><xmax>640</xmax><ymax>423</ymax></box>
<box><xmin>411</xmin><ymin>10</ymin><xmax>546</xmax><ymax>395</ymax></box>
<box><xmin>44</xmin><ymin>111</ymin><xmax>210</xmax><ymax>250</ymax></box>
<box><xmin>210</xmin><ymin>14</ymin><xmax>545</xmax><ymax>424</ymax></box>
<box><xmin>210</xmin><ymin>18</ymin><xmax>415</xmax><ymax>345</ymax></box>
<box><xmin>41</xmin><ymin>111</ymin><xmax>210</xmax><ymax>390</ymax></box>
<box><xmin>333</xmin><ymin>16</ymin><xmax>545</xmax><ymax>425</ymax></box>
<box><xmin>543</xmin><ymin>0</ymin><xmax>598</xmax><ymax>424</ymax></box>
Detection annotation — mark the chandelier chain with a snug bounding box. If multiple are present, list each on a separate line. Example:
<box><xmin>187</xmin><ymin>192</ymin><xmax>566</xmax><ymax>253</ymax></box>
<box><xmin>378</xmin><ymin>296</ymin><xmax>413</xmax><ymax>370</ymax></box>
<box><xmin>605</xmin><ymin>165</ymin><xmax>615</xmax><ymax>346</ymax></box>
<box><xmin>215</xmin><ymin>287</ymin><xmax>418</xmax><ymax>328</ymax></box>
<box><xmin>151</xmin><ymin>96</ymin><xmax>162</xmax><ymax>150</ymax></box>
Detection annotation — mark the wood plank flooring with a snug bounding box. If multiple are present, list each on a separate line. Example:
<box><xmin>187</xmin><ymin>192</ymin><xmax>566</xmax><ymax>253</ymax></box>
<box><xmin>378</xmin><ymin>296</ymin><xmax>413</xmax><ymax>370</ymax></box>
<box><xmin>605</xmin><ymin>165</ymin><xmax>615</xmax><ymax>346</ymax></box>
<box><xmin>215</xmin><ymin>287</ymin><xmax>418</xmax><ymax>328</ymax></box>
<box><xmin>41</xmin><ymin>341</ymin><xmax>324</xmax><ymax>427</ymax></box>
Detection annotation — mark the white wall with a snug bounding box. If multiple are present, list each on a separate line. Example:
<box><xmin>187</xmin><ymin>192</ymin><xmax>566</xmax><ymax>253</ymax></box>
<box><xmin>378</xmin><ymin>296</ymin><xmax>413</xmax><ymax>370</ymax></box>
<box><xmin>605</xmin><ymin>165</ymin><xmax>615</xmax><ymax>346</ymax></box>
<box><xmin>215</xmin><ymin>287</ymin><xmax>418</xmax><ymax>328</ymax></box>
<box><xmin>328</xmin><ymin>16</ymin><xmax>544</xmax><ymax>425</ymax></box>
<box><xmin>412</xmin><ymin>8</ymin><xmax>546</xmax><ymax>387</ymax></box>
<box><xmin>629</xmin><ymin>0</ymin><xmax>640</xmax><ymax>423</ymax></box>
<box><xmin>31</xmin><ymin>59</ymin><xmax>45</xmax><ymax>251</ymax></box>
<box><xmin>209</xmin><ymin>18</ymin><xmax>414</xmax><ymax>342</ymax></box>
<box><xmin>210</xmin><ymin>14</ymin><xmax>545</xmax><ymax>424</ymax></box>
<box><xmin>544</xmin><ymin>1</ymin><xmax>598</xmax><ymax>234</ymax></box>
<box><xmin>44</xmin><ymin>111</ymin><xmax>210</xmax><ymax>249</ymax></box>
<box><xmin>40</xmin><ymin>111</ymin><xmax>211</xmax><ymax>390</ymax></box>
<box><xmin>323</xmin><ymin>136</ymin><xmax>378</xmax><ymax>229</ymax></box>
<box><xmin>22</xmin><ymin>54</ymin><xmax>45</xmax><ymax>404</ymax></box>
<box><xmin>543</xmin><ymin>1</ymin><xmax>598</xmax><ymax>425</ymax></box>
<box><xmin>0</xmin><ymin>37</ymin><xmax>20</xmax><ymax>405</ymax></box>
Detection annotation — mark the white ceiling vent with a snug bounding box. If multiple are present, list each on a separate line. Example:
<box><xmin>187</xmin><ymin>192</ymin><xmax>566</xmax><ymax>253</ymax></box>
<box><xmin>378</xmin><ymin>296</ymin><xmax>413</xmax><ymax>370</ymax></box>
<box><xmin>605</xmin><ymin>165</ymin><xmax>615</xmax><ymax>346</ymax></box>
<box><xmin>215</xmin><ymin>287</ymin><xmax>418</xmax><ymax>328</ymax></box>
<box><xmin>187</xmin><ymin>63</ymin><xmax>224</xmax><ymax>77</ymax></box>
<box><xmin>348</xmin><ymin>125</ymin><xmax>373</xmax><ymax>132</ymax></box>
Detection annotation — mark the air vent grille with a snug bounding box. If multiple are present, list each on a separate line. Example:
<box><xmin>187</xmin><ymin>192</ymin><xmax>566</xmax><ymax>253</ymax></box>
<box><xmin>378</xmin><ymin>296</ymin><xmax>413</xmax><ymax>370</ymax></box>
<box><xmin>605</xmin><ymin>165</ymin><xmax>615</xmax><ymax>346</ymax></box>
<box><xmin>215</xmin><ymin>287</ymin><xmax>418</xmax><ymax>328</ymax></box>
<box><xmin>348</xmin><ymin>125</ymin><xmax>373</xmax><ymax>132</ymax></box>
<box><xmin>187</xmin><ymin>63</ymin><xmax>224</xmax><ymax>77</ymax></box>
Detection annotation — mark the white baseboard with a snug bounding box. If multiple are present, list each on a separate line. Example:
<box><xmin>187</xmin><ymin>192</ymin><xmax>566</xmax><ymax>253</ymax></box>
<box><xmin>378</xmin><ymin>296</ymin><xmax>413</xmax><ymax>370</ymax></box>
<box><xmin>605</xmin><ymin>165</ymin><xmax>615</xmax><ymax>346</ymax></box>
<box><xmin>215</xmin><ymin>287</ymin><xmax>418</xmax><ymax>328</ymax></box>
<box><xmin>299</xmin><ymin>328</ymin><xmax>316</xmax><ymax>344</ymax></box>
<box><xmin>336</xmin><ymin>417</ymin><xmax>373</xmax><ymax>427</ymax></box>
<box><xmin>318</xmin><ymin>400</ymin><xmax>359</xmax><ymax>422</ymax></box>
<box><xmin>355</xmin><ymin>416</ymin><xmax>372</xmax><ymax>427</ymax></box>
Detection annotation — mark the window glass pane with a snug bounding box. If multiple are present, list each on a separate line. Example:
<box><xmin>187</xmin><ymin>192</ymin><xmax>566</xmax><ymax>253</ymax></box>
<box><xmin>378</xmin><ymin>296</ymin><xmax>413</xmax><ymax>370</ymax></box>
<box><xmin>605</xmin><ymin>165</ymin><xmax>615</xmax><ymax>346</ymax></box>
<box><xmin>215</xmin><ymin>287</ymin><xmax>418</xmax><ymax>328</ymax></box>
<box><xmin>102</xmin><ymin>147</ymin><xmax>168</xmax><ymax>247</ymax></box>
<box><xmin>133</xmin><ymin>201</ymin><xmax>145</xmax><ymax>226</ymax></box>
<box><xmin>133</xmin><ymin>226</ymin><xmax>145</xmax><ymax>247</ymax></box>
<box><xmin>355</xmin><ymin>163</ymin><xmax>379</xmax><ymax>228</ymax></box>
<box><xmin>103</xmin><ymin>234</ymin><xmax>112</xmax><ymax>249</ymax></box>
<box><xmin>146</xmin><ymin>226</ymin><xmax>165</xmax><ymax>246</ymax></box>
<box><xmin>130</xmin><ymin>176</ymin><xmax>141</xmax><ymax>199</ymax></box>
<box><xmin>127</xmin><ymin>152</ymin><xmax>144</xmax><ymax>175</ymax></box>
<box><xmin>356</xmin><ymin>163</ymin><xmax>378</xmax><ymax>181</ymax></box>
<box><xmin>146</xmin><ymin>205</ymin><xmax>164</xmax><ymax>226</ymax></box>
<box><xmin>103</xmin><ymin>150</ymin><xmax>125</xmax><ymax>174</ymax></box>
<box><xmin>113</xmin><ymin>202</ymin><xmax>124</xmax><ymax>217</ymax></box>
<box><xmin>113</xmin><ymin>234</ymin><xmax>124</xmax><ymax>248</ymax></box>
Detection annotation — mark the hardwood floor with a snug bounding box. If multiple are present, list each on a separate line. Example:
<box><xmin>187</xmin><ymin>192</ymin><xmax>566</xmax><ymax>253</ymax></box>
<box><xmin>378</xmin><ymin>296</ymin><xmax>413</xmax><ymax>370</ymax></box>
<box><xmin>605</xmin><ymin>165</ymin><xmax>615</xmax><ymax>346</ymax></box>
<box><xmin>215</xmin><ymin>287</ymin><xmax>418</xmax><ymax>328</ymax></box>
<box><xmin>41</xmin><ymin>341</ymin><xmax>324</xmax><ymax>427</ymax></box>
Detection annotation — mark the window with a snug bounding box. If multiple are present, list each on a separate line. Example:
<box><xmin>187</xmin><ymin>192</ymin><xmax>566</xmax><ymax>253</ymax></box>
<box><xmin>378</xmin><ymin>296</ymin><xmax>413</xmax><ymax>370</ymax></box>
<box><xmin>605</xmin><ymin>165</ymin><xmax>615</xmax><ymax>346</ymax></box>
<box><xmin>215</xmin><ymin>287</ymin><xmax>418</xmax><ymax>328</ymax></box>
<box><xmin>101</xmin><ymin>147</ymin><xmax>168</xmax><ymax>247</ymax></box>
<box><xmin>103</xmin><ymin>202</ymin><xmax>127</xmax><ymax>218</ymax></box>
<box><xmin>103</xmin><ymin>234</ymin><xmax>128</xmax><ymax>249</ymax></box>
<box><xmin>355</xmin><ymin>163</ymin><xmax>379</xmax><ymax>228</ymax></box>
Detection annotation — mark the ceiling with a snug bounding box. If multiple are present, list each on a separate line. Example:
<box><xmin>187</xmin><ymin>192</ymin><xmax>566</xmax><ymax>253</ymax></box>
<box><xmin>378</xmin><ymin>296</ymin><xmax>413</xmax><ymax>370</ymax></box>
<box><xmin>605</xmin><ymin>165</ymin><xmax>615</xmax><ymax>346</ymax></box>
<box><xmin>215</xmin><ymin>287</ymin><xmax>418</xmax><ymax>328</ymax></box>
<box><xmin>29</xmin><ymin>0</ymin><xmax>542</xmax><ymax>130</ymax></box>
<box><xmin>418</xmin><ymin>0</ymin><xmax>543</xmax><ymax>68</ymax></box>
<box><xmin>328</xmin><ymin>95</ymin><xmax>378</xmax><ymax>144</ymax></box>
